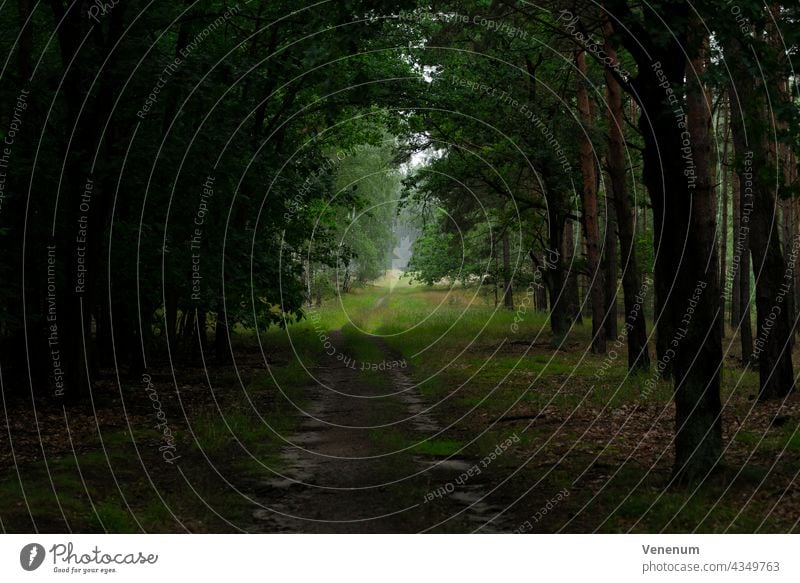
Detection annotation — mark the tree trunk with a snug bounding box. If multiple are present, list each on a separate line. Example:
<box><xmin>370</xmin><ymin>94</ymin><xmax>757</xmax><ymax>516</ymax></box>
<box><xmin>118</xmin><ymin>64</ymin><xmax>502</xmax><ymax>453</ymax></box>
<box><xmin>48</xmin><ymin>3</ymin><xmax>95</xmax><ymax>402</ymax></box>
<box><xmin>603</xmin><ymin>17</ymin><xmax>649</xmax><ymax>371</ymax></box>
<box><xmin>165</xmin><ymin>291</ymin><xmax>178</xmax><ymax>349</ymax></box>
<box><xmin>719</xmin><ymin>98</ymin><xmax>729</xmax><ymax>338</ymax></box>
<box><xmin>603</xmin><ymin>186</ymin><xmax>619</xmax><ymax>341</ymax></box>
<box><xmin>536</xmin><ymin>202</ymin><xmax>570</xmax><ymax>342</ymax></box>
<box><xmin>731</xmin><ymin>147</ymin><xmax>742</xmax><ymax>329</ymax></box>
<box><xmin>95</xmin><ymin>301</ymin><xmax>114</xmax><ymax>368</ymax></box>
<box><xmin>671</xmin><ymin>25</ymin><xmax>723</xmax><ymax>482</ymax></box>
<box><xmin>728</xmin><ymin>68</ymin><xmax>795</xmax><ymax>399</ymax></box>
<box><xmin>215</xmin><ymin>301</ymin><xmax>231</xmax><ymax>363</ymax></box>
<box><xmin>576</xmin><ymin>50</ymin><xmax>606</xmax><ymax>353</ymax></box>
<box><xmin>777</xmin><ymin>71</ymin><xmax>796</xmax><ymax>347</ymax></box>
<box><xmin>191</xmin><ymin>308</ymin><xmax>208</xmax><ymax>360</ymax></box>
<box><xmin>605</xmin><ymin>0</ymin><xmax>723</xmax><ymax>480</ymax></box>
<box><xmin>562</xmin><ymin>220</ymin><xmax>582</xmax><ymax>326</ymax></box>
<box><xmin>781</xmin><ymin>196</ymin><xmax>795</xmax><ymax>347</ymax></box>
<box><xmin>537</xmin><ymin>284</ymin><xmax>548</xmax><ymax>313</ymax></box>
<box><xmin>494</xmin><ymin>237</ymin><xmax>499</xmax><ymax>307</ymax></box>
<box><xmin>739</xmin><ymin>207</ymin><xmax>754</xmax><ymax>364</ymax></box>
<box><xmin>502</xmin><ymin>231</ymin><xmax>513</xmax><ymax>309</ymax></box>
<box><xmin>794</xmin><ymin>160</ymin><xmax>800</xmax><ymax>341</ymax></box>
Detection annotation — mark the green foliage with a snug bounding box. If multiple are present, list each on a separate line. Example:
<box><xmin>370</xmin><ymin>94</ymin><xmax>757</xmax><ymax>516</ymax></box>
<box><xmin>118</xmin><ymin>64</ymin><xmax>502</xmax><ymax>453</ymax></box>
<box><xmin>0</xmin><ymin>0</ymin><xmax>422</xmax><ymax>391</ymax></box>
<box><xmin>334</xmin><ymin>141</ymin><xmax>402</xmax><ymax>283</ymax></box>
<box><xmin>406</xmin><ymin>210</ymin><xmax>464</xmax><ymax>284</ymax></box>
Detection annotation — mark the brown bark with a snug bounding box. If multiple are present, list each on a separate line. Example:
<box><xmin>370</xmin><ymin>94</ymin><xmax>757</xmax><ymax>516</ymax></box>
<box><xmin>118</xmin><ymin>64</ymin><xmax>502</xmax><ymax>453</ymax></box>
<box><xmin>781</xmin><ymin>196</ymin><xmax>795</xmax><ymax>346</ymax></box>
<box><xmin>719</xmin><ymin>98</ymin><xmax>729</xmax><ymax>338</ymax></box>
<box><xmin>603</xmin><ymin>185</ymin><xmax>619</xmax><ymax>340</ymax></box>
<box><xmin>794</xmin><ymin>157</ymin><xmax>800</xmax><ymax>339</ymax></box>
<box><xmin>502</xmin><ymin>231</ymin><xmax>514</xmax><ymax>309</ymax></box>
<box><xmin>536</xmin><ymin>284</ymin><xmax>548</xmax><ymax>313</ymax></box>
<box><xmin>534</xmin><ymin>200</ymin><xmax>571</xmax><ymax>342</ymax></box>
<box><xmin>604</xmin><ymin>0</ymin><xmax>723</xmax><ymax>480</ymax></box>
<box><xmin>739</xmin><ymin>182</ymin><xmax>754</xmax><ymax>364</ymax></box>
<box><xmin>731</xmin><ymin>146</ymin><xmax>742</xmax><ymax>328</ymax></box>
<box><xmin>603</xmin><ymin>17</ymin><xmax>649</xmax><ymax>371</ymax></box>
<box><xmin>777</xmin><ymin>71</ymin><xmax>796</xmax><ymax>346</ymax></box>
<box><xmin>671</xmin><ymin>23</ymin><xmax>723</xmax><ymax>481</ymax></box>
<box><xmin>215</xmin><ymin>301</ymin><xmax>231</xmax><ymax>363</ymax></box>
<box><xmin>576</xmin><ymin>50</ymin><xmax>606</xmax><ymax>353</ymax></box>
<box><xmin>562</xmin><ymin>220</ymin><xmax>582</xmax><ymax>326</ymax></box>
<box><xmin>727</xmin><ymin>57</ymin><xmax>794</xmax><ymax>399</ymax></box>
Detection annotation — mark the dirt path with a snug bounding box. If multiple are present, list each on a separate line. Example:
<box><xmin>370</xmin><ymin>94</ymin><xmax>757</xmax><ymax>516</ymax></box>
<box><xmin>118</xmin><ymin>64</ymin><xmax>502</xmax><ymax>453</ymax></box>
<box><xmin>250</xmin><ymin>329</ymin><xmax>514</xmax><ymax>533</ymax></box>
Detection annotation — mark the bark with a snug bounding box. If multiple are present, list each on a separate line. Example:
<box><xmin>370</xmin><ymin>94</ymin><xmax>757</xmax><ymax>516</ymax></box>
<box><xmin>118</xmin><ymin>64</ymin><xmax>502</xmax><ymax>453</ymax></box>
<box><xmin>603</xmin><ymin>187</ymin><xmax>619</xmax><ymax>341</ymax></box>
<box><xmin>605</xmin><ymin>0</ymin><xmax>723</xmax><ymax>480</ymax></box>
<box><xmin>781</xmin><ymin>196</ymin><xmax>795</xmax><ymax>347</ymax></box>
<box><xmin>576</xmin><ymin>50</ymin><xmax>606</xmax><ymax>353</ymax></box>
<box><xmin>117</xmin><ymin>298</ymin><xmax>146</xmax><ymax>377</ymax></box>
<box><xmin>191</xmin><ymin>308</ymin><xmax>208</xmax><ymax>360</ymax></box>
<box><xmin>719</xmin><ymin>99</ymin><xmax>729</xmax><ymax>338</ymax></box>
<box><xmin>603</xmin><ymin>17</ymin><xmax>649</xmax><ymax>371</ymax></box>
<box><xmin>794</xmin><ymin>159</ymin><xmax>800</xmax><ymax>340</ymax></box>
<box><xmin>739</xmin><ymin>197</ymin><xmax>754</xmax><ymax>364</ymax></box>
<box><xmin>215</xmin><ymin>301</ymin><xmax>231</xmax><ymax>363</ymax></box>
<box><xmin>493</xmin><ymin>239</ymin><xmax>499</xmax><ymax>307</ymax></box>
<box><xmin>45</xmin><ymin>1</ymin><xmax>131</xmax><ymax>399</ymax></box>
<box><xmin>731</xmin><ymin>151</ymin><xmax>742</xmax><ymax>328</ymax></box>
<box><xmin>562</xmin><ymin>220</ymin><xmax>582</xmax><ymax>326</ymax></box>
<box><xmin>1</xmin><ymin>0</ymin><xmax>40</xmax><ymax>396</ymax></box>
<box><xmin>502</xmin><ymin>231</ymin><xmax>514</xmax><ymax>309</ymax></box>
<box><xmin>534</xmin><ymin>200</ymin><xmax>570</xmax><ymax>342</ymax></box>
<box><xmin>94</xmin><ymin>302</ymin><xmax>113</xmax><ymax>368</ymax></box>
<box><xmin>777</xmin><ymin>72</ymin><xmax>796</xmax><ymax>346</ymax></box>
<box><xmin>630</xmin><ymin>48</ymin><xmax>684</xmax><ymax>379</ymax></box>
<box><xmin>536</xmin><ymin>284</ymin><xmax>548</xmax><ymax>313</ymax></box>
<box><xmin>48</xmin><ymin>2</ymin><xmax>95</xmax><ymax>402</ymax></box>
<box><xmin>671</xmin><ymin>25</ymin><xmax>723</xmax><ymax>482</ymax></box>
<box><xmin>727</xmin><ymin>64</ymin><xmax>794</xmax><ymax>399</ymax></box>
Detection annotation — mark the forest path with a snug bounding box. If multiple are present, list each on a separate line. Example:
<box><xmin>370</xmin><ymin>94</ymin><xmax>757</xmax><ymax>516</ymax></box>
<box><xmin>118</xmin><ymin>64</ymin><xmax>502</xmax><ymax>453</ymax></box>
<box><xmin>251</xmin><ymin>294</ymin><xmax>514</xmax><ymax>533</ymax></box>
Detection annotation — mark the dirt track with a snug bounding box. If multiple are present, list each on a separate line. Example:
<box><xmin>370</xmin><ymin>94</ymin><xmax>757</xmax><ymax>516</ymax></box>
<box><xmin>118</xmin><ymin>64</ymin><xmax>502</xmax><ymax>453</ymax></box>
<box><xmin>251</xmin><ymin>330</ymin><xmax>515</xmax><ymax>533</ymax></box>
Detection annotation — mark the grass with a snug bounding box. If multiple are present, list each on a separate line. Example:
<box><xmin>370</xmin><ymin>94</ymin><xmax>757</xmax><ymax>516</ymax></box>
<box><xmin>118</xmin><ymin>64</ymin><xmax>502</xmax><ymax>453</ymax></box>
<box><xmin>313</xmin><ymin>277</ymin><xmax>798</xmax><ymax>533</ymax></box>
<box><xmin>0</xmin><ymin>308</ymin><xmax>331</xmax><ymax>533</ymax></box>
<box><xmin>1</xmin><ymin>275</ymin><xmax>797</xmax><ymax>532</ymax></box>
<box><xmin>370</xmin><ymin>425</ymin><xmax>467</xmax><ymax>457</ymax></box>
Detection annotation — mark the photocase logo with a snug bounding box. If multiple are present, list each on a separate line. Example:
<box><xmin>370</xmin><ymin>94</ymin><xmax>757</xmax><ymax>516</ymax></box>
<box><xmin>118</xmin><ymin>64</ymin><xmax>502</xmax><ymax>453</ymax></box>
<box><xmin>20</xmin><ymin>543</ymin><xmax>46</xmax><ymax>571</ymax></box>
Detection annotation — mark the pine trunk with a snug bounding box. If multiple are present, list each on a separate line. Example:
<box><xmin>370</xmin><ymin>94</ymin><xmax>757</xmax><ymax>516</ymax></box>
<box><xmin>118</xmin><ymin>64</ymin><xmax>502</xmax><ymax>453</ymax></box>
<box><xmin>603</xmin><ymin>18</ymin><xmax>650</xmax><ymax>371</ymax></box>
<box><xmin>576</xmin><ymin>50</ymin><xmax>606</xmax><ymax>353</ymax></box>
<box><xmin>672</xmin><ymin>25</ymin><xmax>723</xmax><ymax>482</ymax></box>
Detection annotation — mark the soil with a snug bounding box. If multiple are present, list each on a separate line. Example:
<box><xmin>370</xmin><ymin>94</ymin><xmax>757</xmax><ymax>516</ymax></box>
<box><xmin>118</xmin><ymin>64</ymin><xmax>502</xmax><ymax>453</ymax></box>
<box><xmin>249</xmin><ymin>331</ymin><xmax>520</xmax><ymax>533</ymax></box>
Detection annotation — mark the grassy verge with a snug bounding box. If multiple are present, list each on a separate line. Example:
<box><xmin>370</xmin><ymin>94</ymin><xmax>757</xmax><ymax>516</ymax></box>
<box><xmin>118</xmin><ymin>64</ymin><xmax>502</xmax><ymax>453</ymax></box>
<box><xmin>0</xmin><ymin>308</ymin><xmax>344</xmax><ymax>533</ymax></box>
<box><xmin>331</xmin><ymin>279</ymin><xmax>799</xmax><ymax>533</ymax></box>
<box><xmin>2</xmin><ymin>278</ymin><xmax>797</xmax><ymax>532</ymax></box>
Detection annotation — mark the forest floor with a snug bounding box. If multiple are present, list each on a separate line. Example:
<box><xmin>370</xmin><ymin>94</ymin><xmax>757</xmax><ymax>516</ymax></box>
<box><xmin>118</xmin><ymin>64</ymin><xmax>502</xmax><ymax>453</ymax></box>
<box><xmin>249</xmin><ymin>328</ymin><xmax>517</xmax><ymax>533</ymax></box>
<box><xmin>1</xmin><ymin>276</ymin><xmax>799</xmax><ymax>533</ymax></box>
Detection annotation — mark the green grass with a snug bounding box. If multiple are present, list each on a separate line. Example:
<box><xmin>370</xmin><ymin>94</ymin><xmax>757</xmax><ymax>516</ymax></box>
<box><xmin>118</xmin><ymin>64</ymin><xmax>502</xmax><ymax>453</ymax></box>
<box><xmin>0</xmin><ymin>317</ymin><xmax>325</xmax><ymax>532</ymax></box>
<box><xmin>601</xmin><ymin>463</ymin><xmax>781</xmax><ymax>533</ymax></box>
<box><xmin>311</xmin><ymin>278</ymin><xmax>797</xmax><ymax>533</ymax></box>
<box><xmin>732</xmin><ymin>426</ymin><xmax>800</xmax><ymax>452</ymax></box>
<box><xmin>369</xmin><ymin>425</ymin><xmax>468</xmax><ymax>457</ymax></box>
<box><xmin>2</xmin><ymin>278</ymin><xmax>795</xmax><ymax>533</ymax></box>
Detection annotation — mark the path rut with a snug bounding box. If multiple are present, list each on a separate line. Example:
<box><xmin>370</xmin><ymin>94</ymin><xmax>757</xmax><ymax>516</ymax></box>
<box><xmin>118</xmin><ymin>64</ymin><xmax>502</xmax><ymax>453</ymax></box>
<box><xmin>250</xmin><ymin>330</ymin><xmax>512</xmax><ymax>533</ymax></box>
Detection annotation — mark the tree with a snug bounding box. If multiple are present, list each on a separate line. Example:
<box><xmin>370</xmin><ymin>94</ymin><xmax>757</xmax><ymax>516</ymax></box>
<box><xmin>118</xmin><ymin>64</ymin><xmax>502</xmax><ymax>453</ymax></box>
<box><xmin>720</xmin><ymin>3</ymin><xmax>796</xmax><ymax>399</ymax></box>
<box><xmin>576</xmin><ymin>49</ymin><xmax>606</xmax><ymax>353</ymax></box>
<box><xmin>604</xmin><ymin>0</ymin><xmax>724</xmax><ymax>480</ymax></box>
<box><xmin>602</xmin><ymin>15</ymin><xmax>650</xmax><ymax>371</ymax></box>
